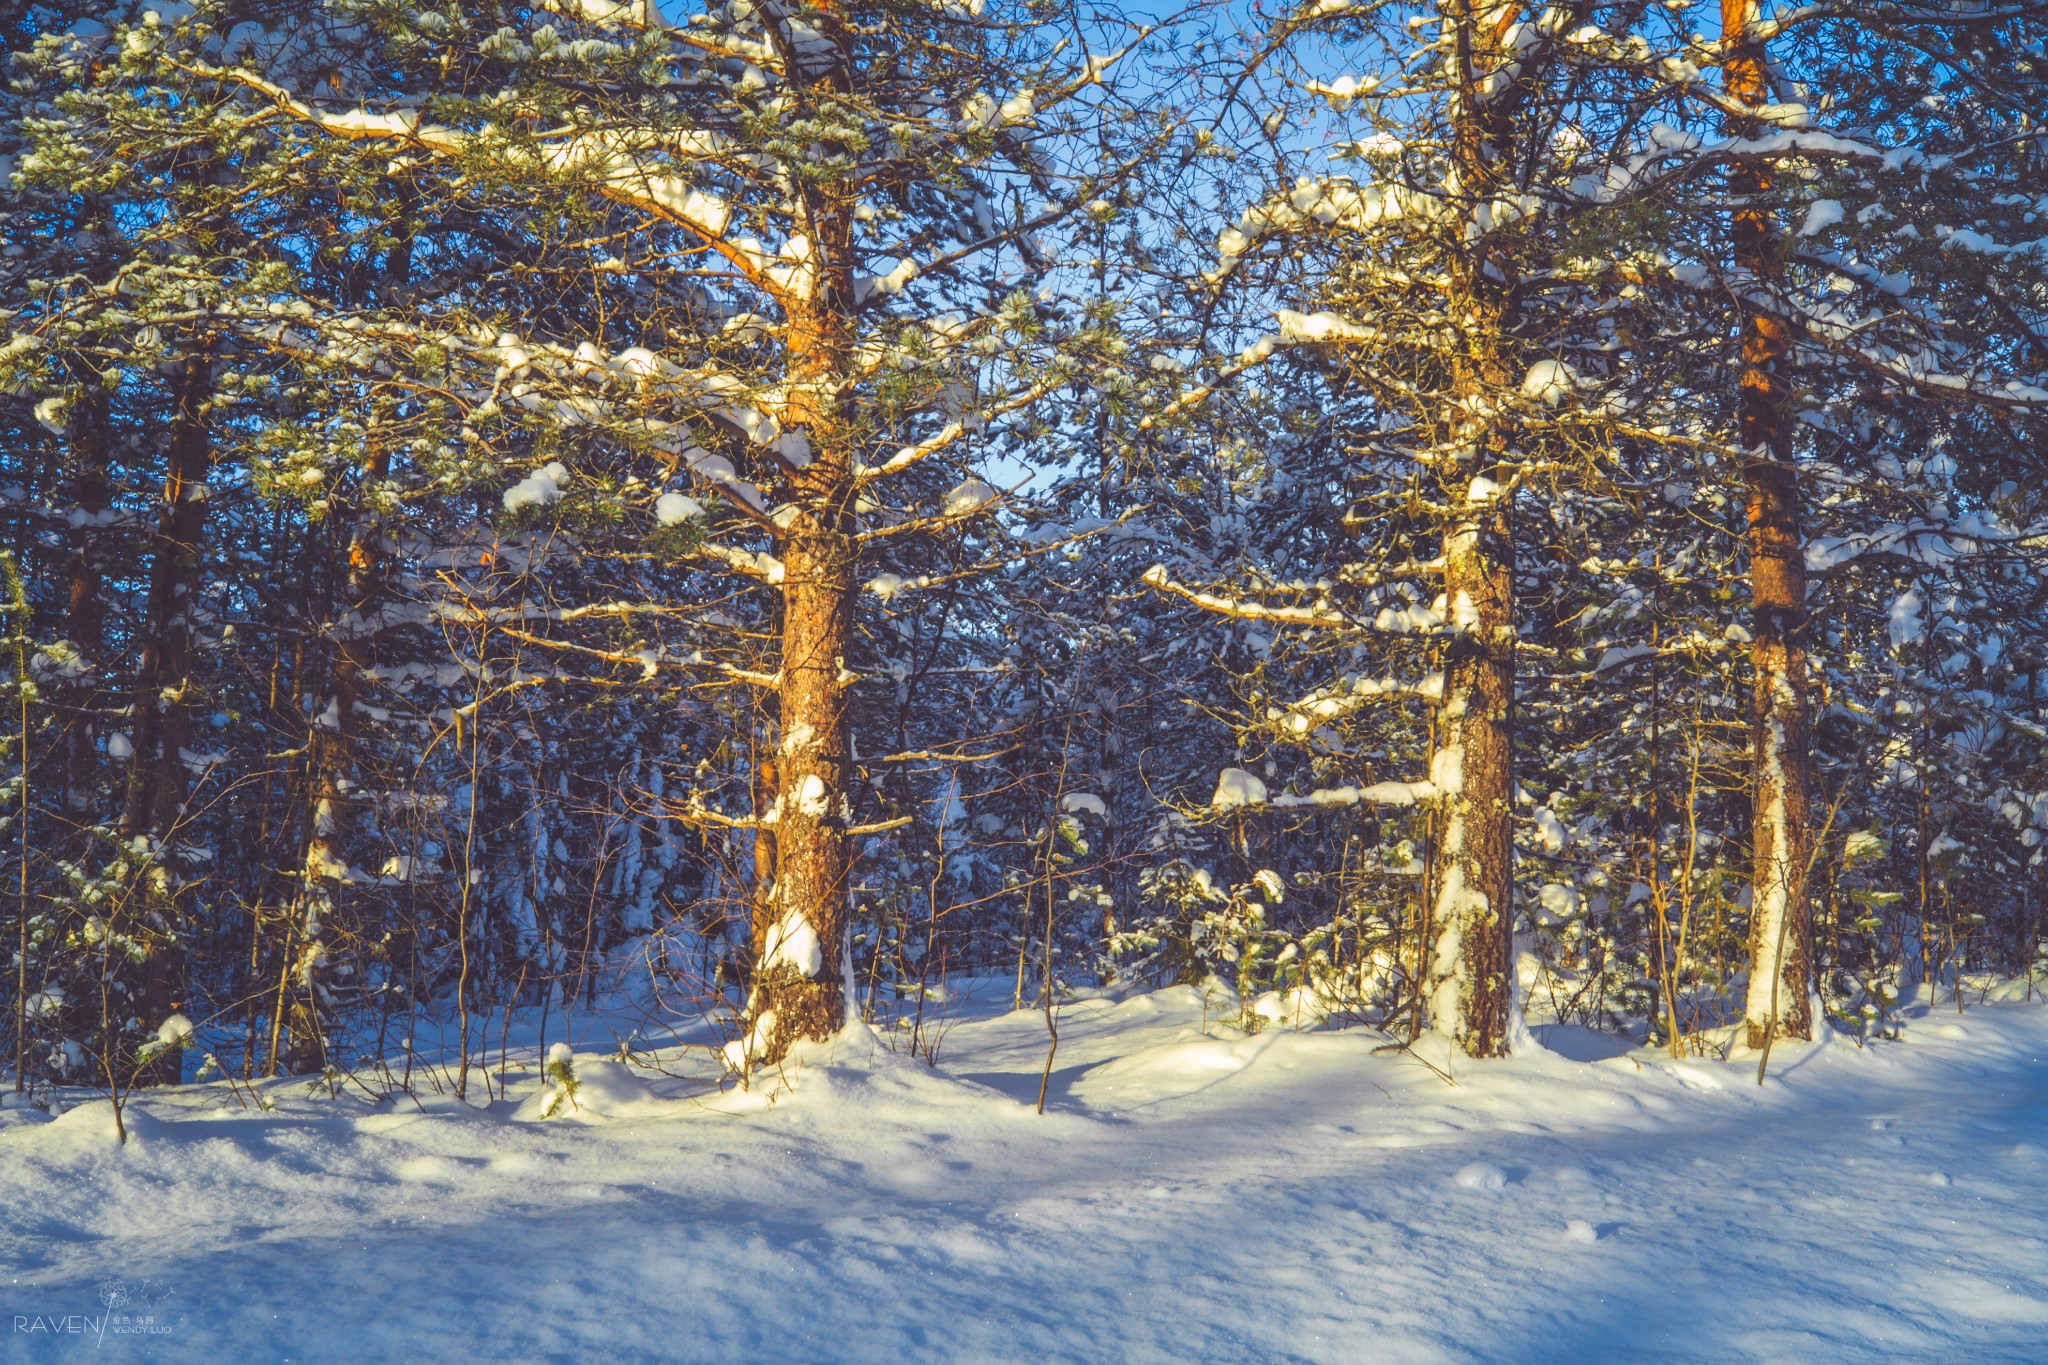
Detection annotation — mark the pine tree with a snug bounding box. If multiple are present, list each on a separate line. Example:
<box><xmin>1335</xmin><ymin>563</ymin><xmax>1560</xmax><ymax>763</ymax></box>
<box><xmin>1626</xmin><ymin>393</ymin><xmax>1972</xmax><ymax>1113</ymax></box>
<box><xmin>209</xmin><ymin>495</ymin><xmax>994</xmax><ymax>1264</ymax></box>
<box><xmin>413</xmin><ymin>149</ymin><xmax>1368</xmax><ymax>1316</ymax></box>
<box><xmin>119</xmin><ymin>0</ymin><xmax>1178</xmax><ymax>1065</ymax></box>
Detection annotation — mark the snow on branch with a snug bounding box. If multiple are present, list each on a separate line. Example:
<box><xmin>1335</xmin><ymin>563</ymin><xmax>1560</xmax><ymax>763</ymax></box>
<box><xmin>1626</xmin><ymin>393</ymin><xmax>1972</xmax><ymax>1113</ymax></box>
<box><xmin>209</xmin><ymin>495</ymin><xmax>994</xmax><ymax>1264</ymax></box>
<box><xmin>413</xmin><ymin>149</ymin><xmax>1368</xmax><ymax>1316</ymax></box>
<box><xmin>186</xmin><ymin>64</ymin><xmax>765</xmax><ymax>297</ymax></box>
<box><xmin>1806</xmin><ymin>514</ymin><xmax>2048</xmax><ymax>574</ymax></box>
<box><xmin>1205</xmin><ymin>178</ymin><xmax>1443</xmax><ymax>288</ymax></box>
<box><xmin>1269</xmin><ymin>671</ymin><xmax>1445</xmax><ymax>734</ymax></box>
<box><xmin>1140</xmin><ymin>566</ymin><xmax>1353</xmax><ymax>629</ymax></box>
<box><xmin>537</xmin><ymin>0</ymin><xmax>662</xmax><ymax>30</ymax></box>
<box><xmin>856</xmin><ymin>374</ymin><xmax>1065</xmax><ymax>483</ymax></box>
<box><xmin>1210</xmin><ymin>766</ymin><xmax>1442</xmax><ymax>812</ymax></box>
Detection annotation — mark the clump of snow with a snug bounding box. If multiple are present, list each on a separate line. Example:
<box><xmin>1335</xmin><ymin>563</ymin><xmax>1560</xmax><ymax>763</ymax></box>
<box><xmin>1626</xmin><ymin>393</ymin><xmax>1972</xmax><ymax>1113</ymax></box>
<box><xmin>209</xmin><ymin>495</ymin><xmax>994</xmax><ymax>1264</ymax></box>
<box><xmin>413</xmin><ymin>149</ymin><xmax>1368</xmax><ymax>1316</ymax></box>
<box><xmin>654</xmin><ymin>492</ymin><xmax>703</xmax><ymax>525</ymax></box>
<box><xmin>29</xmin><ymin>643</ymin><xmax>91</xmax><ymax>683</ymax></box>
<box><xmin>1452</xmin><ymin>1162</ymin><xmax>1507</xmax><ymax>1191</ymax></box>
<box><xmin>1250</xmin><ymin>991</ymin><xmax>1293</xmax><ymax>1026</ymax></box>
<box><xmin>761</xmin><ymin>912</ymin><xmax>824</xmax><ymax>978</ymax></box>
<box><xmin>1537</xmin><ymin>882</ymin><xmax>1580</xmax><ymax>924</ymax></box>
<box><xmin>792</xmin><ymin>773</ymin><xmax>831</xmax><ymax>819</ymax></box>
<box><xmin>538</xmin><ymin>1041</ymin><xmax>581</xmax><ymax>1119</ymax></box>
<box><xmin>546</xmin><ymin>1057</ymin><xmax>655</xmax><ymax>1117</ymax></box>
<box><xmin>1756</xmin><ymin>101</ymin><xmax>1813</xmax><ymax>127</ymax></box>
<box><xmin>1889</xmin><ymin>587</ymin><xmax>1925</xmax><ymax>649</ymax></box>
<box><xmin>723</xmin><ymin>1007</ymin><xmax>779</xmax><ymax>1071</ymax></box>
<box><xmin>1265</xmin><ymin>779</ymin><xmax>1439</xmax><ymax>809</ymax></box>
<box><xmin>1061</xmin><ymin>793</ymin><xmax>1108</xmax><ymax>818</ymax></box>
<box><xmin>1275</xmin><ymin>309</ymin><xmax>1371</xmax><ymax>343</ymax></box>
<box><xmin>1521</xmin><ymin>359</ymin><xmax>1579</xmax><ymax>406</ymax></box>
<box><xmin>769</xmin><ymin>432</ymin><xmax>813</xmax><ymax>467</ymax></box>
<box><xmin>155</xmin><ymin>1013</ymin><xmax>194</xmax><ymax>1047</ymax></box>
<box><xmin>1429</xmin><ymin>744</ymin><xmax>1464</xmax><ymax>796</ymax></box>
<box><xmin>944</xmin><ymin>478</ymin><xmax>998</xmax><ymax>516</ymax></box>
<box><xmin>1212</xmin><ymin>767</ymin><xmax>1268</xmax><ymax>810</ymax></box>
<box><xmin>856</xmin><ymin>259</ymin><xmax>921</xmax><ymax>300</ymax></box>
<box><xmin>1304</xmin><ymin>73</ymin><xmax>1381</xmax><ymax>106</ymax></box>
<box><xmin>1800</xmin><ymin>198</ymin><xmax>1845</xmax><ymax>237</ymax></box>
<box><xmin>504</xmin><ymin>461</ymin><xmax>570</xmax><ymax>513</ymax></box>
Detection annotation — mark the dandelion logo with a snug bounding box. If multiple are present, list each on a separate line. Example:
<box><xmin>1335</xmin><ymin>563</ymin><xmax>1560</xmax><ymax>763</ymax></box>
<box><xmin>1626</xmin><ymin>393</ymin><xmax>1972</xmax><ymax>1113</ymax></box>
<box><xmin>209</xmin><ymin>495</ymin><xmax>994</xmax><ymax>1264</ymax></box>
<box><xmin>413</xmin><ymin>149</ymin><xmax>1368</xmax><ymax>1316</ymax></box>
<box><xmin>13</xmin><ymin>1278</ymin><xmax>185</xmax><ymax>1344</ymax></box>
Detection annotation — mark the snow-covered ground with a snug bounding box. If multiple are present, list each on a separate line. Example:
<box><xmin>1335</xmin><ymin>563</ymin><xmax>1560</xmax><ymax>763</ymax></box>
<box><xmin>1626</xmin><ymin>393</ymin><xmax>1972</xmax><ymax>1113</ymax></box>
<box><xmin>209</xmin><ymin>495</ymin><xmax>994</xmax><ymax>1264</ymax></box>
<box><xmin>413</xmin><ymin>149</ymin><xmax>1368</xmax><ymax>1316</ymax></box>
<box><xmin>6</xmin><ymin>983</ymin><xmax>2048</xmax><ymax>1362</ymax></box>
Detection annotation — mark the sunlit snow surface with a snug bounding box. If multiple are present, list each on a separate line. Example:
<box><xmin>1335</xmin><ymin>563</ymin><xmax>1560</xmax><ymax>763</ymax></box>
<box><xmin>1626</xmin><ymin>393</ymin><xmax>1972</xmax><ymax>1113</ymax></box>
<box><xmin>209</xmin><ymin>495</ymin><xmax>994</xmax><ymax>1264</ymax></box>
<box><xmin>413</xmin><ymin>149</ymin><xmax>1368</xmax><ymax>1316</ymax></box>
<box><xmin>6</xmin><ymin>984</ymin><xmax>2048</xmax><ymax>1361</ymax></box>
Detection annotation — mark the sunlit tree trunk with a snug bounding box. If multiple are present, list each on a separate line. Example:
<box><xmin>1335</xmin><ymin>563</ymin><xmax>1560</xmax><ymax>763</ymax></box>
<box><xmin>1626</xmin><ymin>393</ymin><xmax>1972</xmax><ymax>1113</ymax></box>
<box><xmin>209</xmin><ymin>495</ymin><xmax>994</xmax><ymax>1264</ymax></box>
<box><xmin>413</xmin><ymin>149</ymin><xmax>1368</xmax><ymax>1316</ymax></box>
<box><xmin>1433</xmin><ymin>491</ymin><xmax>1516</xmax><ymax>1056</ymax></box>
<box><xmin>745</xmin><ymin>14</ymin><xmax>861</xmax><ymax>1062</ymax></box>
<box><xmin>1426</xmin><ymin>0</ymin><xmax>1522</xmax><ymax>1057</ymax></box>
<box><xmin>751</xmin><ymin>295</ymin><xmax>859</xmax><ymax>1061</ymax></box>
<box><xmin>1724</xmin><ymin>0</ymin><xmax>1814</xmax><ymax>1046</ymax></box>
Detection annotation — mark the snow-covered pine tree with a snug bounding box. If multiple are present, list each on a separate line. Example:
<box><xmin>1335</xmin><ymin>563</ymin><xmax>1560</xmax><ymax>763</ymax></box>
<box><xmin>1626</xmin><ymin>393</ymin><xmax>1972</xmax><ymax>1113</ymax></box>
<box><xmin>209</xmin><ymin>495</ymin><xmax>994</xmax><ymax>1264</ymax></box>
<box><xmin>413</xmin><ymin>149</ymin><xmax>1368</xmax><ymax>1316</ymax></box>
<box><xmin>1155</xmin><ymin>0</ymin><xmax>2048</xmax><ymax>1058</ymax></box>
<box><xmin>1149</xmin><ymin>0</ymin><xmax>1733</xmax><ymax>1056</ymax></box>
<box><xmin>101</xmin><ymin>0</ymin><xmax>1181</xmax><ymax>1066</ymax></box>
<box><xmin>1679</xmin><ymin>0</ymin><xmax>2048</xmax><ymax>1043</ymax></box>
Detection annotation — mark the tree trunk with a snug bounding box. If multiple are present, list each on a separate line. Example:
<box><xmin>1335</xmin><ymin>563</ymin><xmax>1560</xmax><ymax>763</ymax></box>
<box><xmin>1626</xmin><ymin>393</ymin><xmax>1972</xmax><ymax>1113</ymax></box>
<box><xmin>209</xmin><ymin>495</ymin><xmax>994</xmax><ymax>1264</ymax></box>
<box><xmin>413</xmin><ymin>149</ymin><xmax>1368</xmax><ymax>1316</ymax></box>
<box><xmin>744</xmin><ymin>166</ymin><xmax>860</xmax><ymax>1062</ymax></box>
<box><xmin>1432</xmin><ymin>496</ymin><xmax>1517</xmax><ymax>1056</ymax></box>
<box><xmin>731</xmin><ymin>1</ymin><xmax>868</xmax><ymax>1067</ymax></box>
<box><xmin>1724</xmin><ymin>0</ymin><xmax>1815</xmax><ymax>1046</ymax></box>
<box><xmin>115</xmin><ymin>352</ymin><xmax>214</xmax><ymax>1085</ymax></box>
<box><xmin>282</xmin><ymin>448</ymin><xmax>391</xmax><ymax>1075</ymax></box>
<box><xmin>752</xmin><ymin>508</ymin><xmax>856</xmax><ymax>1062</ymax></box>
<box><xmin>280</xmin><ymin>231</ymin><xmax>417</xmax><ymax>1075</ymax></box>
<box><xmin>1425</xmin><ymin>0</ymin><xmax>1522</xmax><ymax>1057</ymax></box>
<box><xmin>751</xmin><ymin>749</ymin><xmax>778</xmax><ymax>936</ymax></box>
<box><xmin>60</xmin><ymin>386</ymin><xmax>110</xmax><ymax>819</ymax></box>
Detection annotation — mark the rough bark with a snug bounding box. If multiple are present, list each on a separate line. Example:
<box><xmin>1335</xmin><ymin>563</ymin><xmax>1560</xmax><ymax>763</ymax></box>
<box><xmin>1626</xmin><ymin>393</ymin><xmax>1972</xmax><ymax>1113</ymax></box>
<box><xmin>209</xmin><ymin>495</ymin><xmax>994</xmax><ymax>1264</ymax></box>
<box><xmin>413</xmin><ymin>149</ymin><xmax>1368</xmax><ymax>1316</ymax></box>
<box><xmin>1432</xmin><ymin>498</ymin><xmax>1517</xmax><ymax>1057</ymax></box>
<box><xmin>752</xmin><ymin>494</ymin><xmax>857</xmax><ymax>1061</ymax></box>
<box><xmin>1724</xmin><ymin>0</ymin><xmax>1815</xmax><ymax>1046</ymax></box>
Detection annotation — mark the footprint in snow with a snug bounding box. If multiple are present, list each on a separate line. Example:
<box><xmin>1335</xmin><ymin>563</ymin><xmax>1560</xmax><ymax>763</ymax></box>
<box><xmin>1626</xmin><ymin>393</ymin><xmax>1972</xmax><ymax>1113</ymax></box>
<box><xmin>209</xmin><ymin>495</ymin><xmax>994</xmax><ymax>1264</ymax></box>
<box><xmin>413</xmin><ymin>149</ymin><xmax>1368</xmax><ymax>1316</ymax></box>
<box><xmin>1452</xmin><ymin>1162</ymin><xmax>1508</xmax><ymax>1191</ymax></box>
<box><xmin>397</xmin><ymin>1155</ymin><xmax>461</xmax><ymax>1183</ymax></box>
